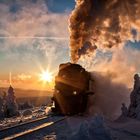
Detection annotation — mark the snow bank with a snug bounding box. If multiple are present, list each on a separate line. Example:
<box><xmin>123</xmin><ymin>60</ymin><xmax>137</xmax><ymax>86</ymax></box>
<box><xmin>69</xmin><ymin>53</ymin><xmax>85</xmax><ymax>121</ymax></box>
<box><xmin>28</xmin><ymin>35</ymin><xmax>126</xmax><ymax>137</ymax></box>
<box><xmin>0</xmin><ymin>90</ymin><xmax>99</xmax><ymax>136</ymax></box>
<box><xmin>68</xmin><ymin>115</ymin><xmax>112</xmax><ymax>140</ymax></box>
<box><xmin>22</xmin><ymin>109</ymin><xmax>32</xmax><ymax>116</ymax></box>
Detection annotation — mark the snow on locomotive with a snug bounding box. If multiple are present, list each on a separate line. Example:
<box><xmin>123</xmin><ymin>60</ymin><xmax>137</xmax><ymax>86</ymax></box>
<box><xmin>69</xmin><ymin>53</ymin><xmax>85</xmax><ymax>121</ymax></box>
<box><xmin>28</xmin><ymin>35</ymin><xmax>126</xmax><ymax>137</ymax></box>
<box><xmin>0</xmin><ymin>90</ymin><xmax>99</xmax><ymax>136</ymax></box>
<box><xmin>51</xmin><ymin>62</ymin><xmax>94</xmax><ymax>115</ymax></box>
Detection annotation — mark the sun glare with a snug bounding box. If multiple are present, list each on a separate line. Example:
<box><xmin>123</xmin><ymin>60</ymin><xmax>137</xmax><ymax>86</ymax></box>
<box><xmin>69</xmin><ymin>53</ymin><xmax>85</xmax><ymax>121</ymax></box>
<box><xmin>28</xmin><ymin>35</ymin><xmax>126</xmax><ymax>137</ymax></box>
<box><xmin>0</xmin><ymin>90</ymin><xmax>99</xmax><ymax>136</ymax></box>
<box><xmin>39</xmin><ymin>70</ymin><xmax>53</xmax><ymax>83</ymax></box>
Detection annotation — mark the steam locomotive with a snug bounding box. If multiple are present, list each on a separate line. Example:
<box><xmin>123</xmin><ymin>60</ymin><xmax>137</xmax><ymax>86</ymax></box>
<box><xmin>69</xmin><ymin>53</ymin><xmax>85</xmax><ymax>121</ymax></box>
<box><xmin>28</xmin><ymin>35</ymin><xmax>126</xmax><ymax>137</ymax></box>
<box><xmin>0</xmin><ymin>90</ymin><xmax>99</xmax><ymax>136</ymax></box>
<box><xmin>51</xmin><ymin>62</ymin><xmax>94</xmax><ymax>115</ymax></box>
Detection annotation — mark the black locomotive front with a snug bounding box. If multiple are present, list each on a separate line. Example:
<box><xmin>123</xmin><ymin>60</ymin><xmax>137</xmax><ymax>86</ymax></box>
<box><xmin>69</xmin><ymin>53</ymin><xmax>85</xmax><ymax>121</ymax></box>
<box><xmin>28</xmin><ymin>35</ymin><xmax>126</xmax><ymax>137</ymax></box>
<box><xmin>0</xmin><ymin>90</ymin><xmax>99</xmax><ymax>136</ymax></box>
<box><xmin>51</xmin><ymin>62</ymin><xmax>93</xmax><ymax>115</ymax></box>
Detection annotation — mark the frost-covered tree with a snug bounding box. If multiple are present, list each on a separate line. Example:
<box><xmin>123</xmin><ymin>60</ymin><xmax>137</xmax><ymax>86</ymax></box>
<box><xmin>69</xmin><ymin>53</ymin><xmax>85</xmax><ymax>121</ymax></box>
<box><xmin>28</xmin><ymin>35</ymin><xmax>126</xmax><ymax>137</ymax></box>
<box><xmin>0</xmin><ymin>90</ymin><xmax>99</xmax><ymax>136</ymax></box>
<box><xmin>128</xmin><ymin>74</ymin><xmax>140</xmax><ymax>120</ymax></box>
<box><xmin>0</xmin><ymin>97</ymin><xmax>4</xmax><ymax>118</ymax></box>
<box><xmin>4</xmin><ymin>86</ymin><xmax>19</xmax><ymax>117</ymax></box>
<box><xmin>68</xmin><ymin>115</ymin><xmax>112</xmax><ymax>140</ymax></box>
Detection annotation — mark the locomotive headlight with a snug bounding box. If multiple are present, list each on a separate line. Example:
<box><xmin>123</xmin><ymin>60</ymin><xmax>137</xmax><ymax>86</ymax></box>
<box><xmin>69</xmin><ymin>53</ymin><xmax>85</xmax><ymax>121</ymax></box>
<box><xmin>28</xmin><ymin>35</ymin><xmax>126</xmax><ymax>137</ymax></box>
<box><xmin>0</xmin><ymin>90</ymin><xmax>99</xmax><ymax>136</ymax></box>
<box><xmin>73</xmin><ymin>91</ymin><xmax>77</xmax><ymax>95</ymax></box>
<box><xmin>56</xmin><ymin>90</ymin><xmax>60</xmax><ymax>93</ymax></box>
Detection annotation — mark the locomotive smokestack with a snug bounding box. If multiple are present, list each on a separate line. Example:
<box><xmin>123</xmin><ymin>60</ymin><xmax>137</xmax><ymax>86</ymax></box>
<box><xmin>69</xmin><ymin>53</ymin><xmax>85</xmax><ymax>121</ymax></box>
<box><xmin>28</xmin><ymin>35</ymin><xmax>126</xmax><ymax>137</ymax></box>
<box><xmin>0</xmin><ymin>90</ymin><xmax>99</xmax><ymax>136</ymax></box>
<box><xmin>69</xmin><ymin>0</ymin><xmax>140</xmax><ymax>63</ymax></box>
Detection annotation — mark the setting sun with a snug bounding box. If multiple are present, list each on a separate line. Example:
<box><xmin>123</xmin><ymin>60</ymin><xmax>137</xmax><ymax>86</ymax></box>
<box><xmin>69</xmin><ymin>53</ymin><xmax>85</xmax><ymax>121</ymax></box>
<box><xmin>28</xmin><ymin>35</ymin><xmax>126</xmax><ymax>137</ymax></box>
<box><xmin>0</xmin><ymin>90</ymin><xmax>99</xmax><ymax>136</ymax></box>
<box><xmin>39</xmin><ymin>70</ymin><xmax>53</xmax><ymax>83</ymax></box>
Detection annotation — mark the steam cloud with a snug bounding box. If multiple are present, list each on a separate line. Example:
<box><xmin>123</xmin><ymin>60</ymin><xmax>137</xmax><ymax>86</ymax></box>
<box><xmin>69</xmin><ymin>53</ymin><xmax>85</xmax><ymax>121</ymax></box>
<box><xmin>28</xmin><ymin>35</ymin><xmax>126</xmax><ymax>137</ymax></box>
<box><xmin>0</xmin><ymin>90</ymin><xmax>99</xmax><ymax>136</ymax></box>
<box><xmin>85</xmin><ymin>47</ymin><xmax>139</xmax><ymax>119</ymax></box>
<box><xmin>88</xmin><ymin>72</ymin><xmax>130</xmax><ymax>119</ymax></box>
<box><xmin>69</xmin><ymin>0</ymin><xmax>140</xmax><ymax>63</ymax></box>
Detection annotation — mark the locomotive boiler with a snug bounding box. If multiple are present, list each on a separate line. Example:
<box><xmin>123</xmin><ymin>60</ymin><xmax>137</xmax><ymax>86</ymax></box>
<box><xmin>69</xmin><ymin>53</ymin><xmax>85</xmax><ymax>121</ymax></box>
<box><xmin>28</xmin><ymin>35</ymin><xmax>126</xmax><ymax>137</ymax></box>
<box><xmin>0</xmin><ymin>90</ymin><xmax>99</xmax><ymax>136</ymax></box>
<box><xmin>51</xmin><ymin>62</ymin><xmax>94</xmax><ymax>115</ymax></box>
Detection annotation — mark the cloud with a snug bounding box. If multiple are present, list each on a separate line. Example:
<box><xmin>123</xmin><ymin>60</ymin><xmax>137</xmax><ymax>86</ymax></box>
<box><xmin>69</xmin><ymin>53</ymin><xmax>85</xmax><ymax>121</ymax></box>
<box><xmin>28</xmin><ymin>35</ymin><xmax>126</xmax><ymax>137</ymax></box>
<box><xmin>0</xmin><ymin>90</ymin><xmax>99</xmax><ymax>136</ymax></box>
<box><xmin>0</xmin><ymin>0</ymin><xmax>69</xmax><ymax>47</ymax></box>
<box><xmin>17</xmin><ymin>73</ymin><xmax>31</xmax><ymax>81</ymax></box>
<box><xmin>0</xmin><ymin>0</ymin><xmax>70</xmax><ymax>90</ymax></box>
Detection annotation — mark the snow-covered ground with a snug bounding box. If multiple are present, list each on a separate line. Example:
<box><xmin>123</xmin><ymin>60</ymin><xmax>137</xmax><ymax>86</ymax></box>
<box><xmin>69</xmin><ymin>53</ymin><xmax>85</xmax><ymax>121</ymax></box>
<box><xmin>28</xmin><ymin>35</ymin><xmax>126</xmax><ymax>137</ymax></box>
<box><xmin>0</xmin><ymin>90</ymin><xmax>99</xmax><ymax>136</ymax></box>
<box><xmin>1</xmin><ymin>109</ymin><xmax>140</xmax><ymax>140</ymax></box>
<box><xmin>108</xmin><ymin>117</ymin><xmax>140</xmax><ymax>140</ymax></box>
<box><xmin>42</xmin><ymin>115</ymin><xmax>140</xmax><ymax>140</ymax></box>
<box><xmin>0</xmin><ymin>106</ymin><xmax>48</xmax><ymax>130</ymax></box>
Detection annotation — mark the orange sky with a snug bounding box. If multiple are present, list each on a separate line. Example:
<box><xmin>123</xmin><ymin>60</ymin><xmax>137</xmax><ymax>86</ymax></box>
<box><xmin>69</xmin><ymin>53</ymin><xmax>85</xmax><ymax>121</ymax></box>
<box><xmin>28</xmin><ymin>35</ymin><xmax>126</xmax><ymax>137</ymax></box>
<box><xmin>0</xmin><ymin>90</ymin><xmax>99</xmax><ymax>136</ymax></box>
<box><xmin>0</xmin><ymin>72</ymin><xmax>55</xmax><ymax>91</ymax></box>
<box><xmin>0</xmin><ymin>0</ymin><xmax>71</xmax><ymax>91</ymax></box>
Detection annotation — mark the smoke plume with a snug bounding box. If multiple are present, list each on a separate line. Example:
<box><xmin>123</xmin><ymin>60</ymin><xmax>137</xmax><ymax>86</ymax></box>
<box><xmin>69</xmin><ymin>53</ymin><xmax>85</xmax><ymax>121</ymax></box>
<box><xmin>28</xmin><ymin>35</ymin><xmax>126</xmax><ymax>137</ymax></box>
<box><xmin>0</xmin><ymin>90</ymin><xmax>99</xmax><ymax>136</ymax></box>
<box><xmin>69</xmin><ymin>0</ymin><xmax>140</xmax><ymax>63</ymax></box>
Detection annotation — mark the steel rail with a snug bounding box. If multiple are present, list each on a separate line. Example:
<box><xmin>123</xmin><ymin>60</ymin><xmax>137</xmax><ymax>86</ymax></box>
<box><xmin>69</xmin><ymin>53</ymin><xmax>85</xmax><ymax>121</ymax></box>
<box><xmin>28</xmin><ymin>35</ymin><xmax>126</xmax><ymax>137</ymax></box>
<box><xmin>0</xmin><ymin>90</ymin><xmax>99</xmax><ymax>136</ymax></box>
<box><xmin>3</xmin><ymin>116</ymin><xmax>67</xmax><ymax>140</ymax></box>
<box><xmin>0</xmin><ymin>114</ymin><xmax>53</xmax><ymax>139</ymax></box>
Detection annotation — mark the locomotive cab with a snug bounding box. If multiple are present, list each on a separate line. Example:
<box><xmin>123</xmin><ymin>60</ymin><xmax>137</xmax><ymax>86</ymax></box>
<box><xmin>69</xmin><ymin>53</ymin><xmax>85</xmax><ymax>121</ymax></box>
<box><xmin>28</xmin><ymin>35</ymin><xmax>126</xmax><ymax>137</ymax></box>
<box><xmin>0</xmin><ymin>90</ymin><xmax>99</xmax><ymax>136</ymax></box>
<box><xmin>51</xmin><ymin>62</ymin><xmax>94</xmax><ymax>115</ymax></box>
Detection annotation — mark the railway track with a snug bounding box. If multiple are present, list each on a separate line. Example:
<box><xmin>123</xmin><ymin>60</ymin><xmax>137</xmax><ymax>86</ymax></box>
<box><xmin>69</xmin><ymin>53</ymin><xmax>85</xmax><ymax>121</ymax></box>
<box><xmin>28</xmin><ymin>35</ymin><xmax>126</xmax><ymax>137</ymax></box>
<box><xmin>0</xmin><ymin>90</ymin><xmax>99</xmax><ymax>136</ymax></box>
<box><xmin>0</xmin><ymin>114</ymin><xmax>67</xmax><ymax>140</ymax></box>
